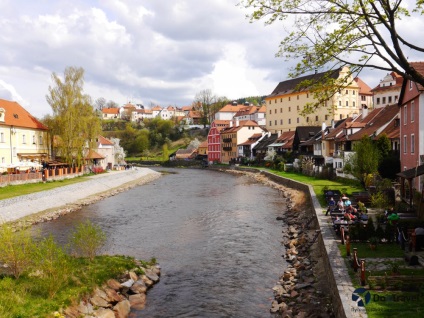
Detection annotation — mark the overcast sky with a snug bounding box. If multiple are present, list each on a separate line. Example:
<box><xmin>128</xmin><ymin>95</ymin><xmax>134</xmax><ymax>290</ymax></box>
<box><xmin>0</xmin><ymin>0</ymin><xmax>420</xmax><ymax>119</ymax></box>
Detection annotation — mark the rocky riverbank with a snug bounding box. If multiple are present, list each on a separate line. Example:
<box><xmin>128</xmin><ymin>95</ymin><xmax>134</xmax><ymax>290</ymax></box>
<box><xmin>223</xmin><ymin>169</ymin><xmax>335</xmax><ymax>317</ymax></box>
<box><xmin>62</xmin><ymin>261</ymin><xmax>161</xmax><ymax>318</ymax></box>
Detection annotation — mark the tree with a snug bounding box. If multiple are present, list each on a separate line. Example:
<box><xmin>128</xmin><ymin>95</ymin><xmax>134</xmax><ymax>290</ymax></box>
<box><xmin>349</xmin><ymin>135</ymin><xmax>380</xmax><ymax>183</ymax></box>
<box><xmin>193</xmin><ymin>90</ymin><xmax>228</xmax><ymax>127</ymax></box>
<box><xmin>95</xmin><ymin>97</ymin><xmax>106</xmax><ymax>111</ymax></box>
<box><xmin>46</xmin><ymin>66</ymin><xmax>101</xmax><ymax>166</ymax></box>
<box><xmin>239</xmin><ymin>0</ymin><xmax>424</xmax><ymax>112</ymax></box>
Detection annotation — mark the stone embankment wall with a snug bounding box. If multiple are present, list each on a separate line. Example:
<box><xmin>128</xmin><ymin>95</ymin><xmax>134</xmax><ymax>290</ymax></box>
<box><xmin>260</xmin><ymin>170</ymin><xmax>347</xmax><ymax>318</ymax></box>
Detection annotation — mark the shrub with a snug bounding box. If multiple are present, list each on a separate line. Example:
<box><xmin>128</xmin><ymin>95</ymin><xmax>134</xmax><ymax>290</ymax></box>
<box><xmin>31</xmin><ymin>235</ymin><xmax>72</xmax><ymax>298</ymax></box>
<box><xmin>69</xmin><ymin>221</ymin><xmax>107</xmax><ymax>260</ymax></box>
<box><xmin>0</xmin><ymin>225</ymin><xmax>35</xmax><ymax>278</ymax></box>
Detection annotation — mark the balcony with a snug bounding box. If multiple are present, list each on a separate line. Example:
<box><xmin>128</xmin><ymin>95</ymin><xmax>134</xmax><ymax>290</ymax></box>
<box><xmin>222</xmin><ymin>138</ymin><xmax>232</xmax><ymax>143</ymax></box>
<box><xmin>223</xmin><ymin>147</ymin><xmax>232</xmax><ymax>151</ymax></box>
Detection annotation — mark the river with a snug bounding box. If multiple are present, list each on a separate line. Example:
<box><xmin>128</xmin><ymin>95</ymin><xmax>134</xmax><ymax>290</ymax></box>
<box><xmin>33</xmin><ymin>168</ymin><xmax>289</xmax><ymax>317</ymax></box>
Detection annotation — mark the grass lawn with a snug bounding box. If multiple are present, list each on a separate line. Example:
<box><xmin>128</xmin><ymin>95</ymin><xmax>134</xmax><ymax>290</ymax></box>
<box><xmin>0</xmin><ymin>176</ymin><xmax>93</xmax><ymax>201</ymax></box>
<box><xmin>259</xmin><ymin>168</ymin><xmax>365</xmax><ymax>207</ymax></box>
<box><xmin>338</xmin><ymin>242</ymin><xmax>405</xmax><ymax>258</ymax></box>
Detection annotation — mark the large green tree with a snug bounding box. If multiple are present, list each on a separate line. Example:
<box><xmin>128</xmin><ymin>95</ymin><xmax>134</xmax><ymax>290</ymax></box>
<box><xmin>239</xmin><ymin>0</ymin><xmax>424</xmax><ymax>112</ymax></box>
<box><xmin>347</xmin><ymin>135</ymin><xmax>380</xmax><ymax>183</ymax></box>
<box><xmin>46</xmin><ymin>66</ymin><xmax>101</xmax><ymax>167</ymax></box>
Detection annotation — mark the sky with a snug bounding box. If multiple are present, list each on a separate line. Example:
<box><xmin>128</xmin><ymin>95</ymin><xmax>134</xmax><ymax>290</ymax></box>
<box><xmin>0</xmin><ymin>0</ymin><xmax>422</xmax><ymax>119</ymax></box>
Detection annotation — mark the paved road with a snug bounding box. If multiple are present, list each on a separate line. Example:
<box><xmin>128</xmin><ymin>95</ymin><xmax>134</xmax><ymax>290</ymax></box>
<box><xmin>0</xmin><ymin>168</ymin><xmax>161</xmax><ymax>223</ymax></box>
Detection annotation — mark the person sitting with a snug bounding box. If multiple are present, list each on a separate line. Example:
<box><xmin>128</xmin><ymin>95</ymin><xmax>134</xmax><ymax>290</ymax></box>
<box><xmin>344</xmin><ymin>210</ymin><xmax>356</xmax><ymax>221</ymax></box>
<box><xmin>387</xmin><ymin>210</ymin><xmax>400</xmax><ymax>225</ymax></box>
<box><xmin>344</xmin><ymin>197</ymin><xmax>352</xmax><ymax>208</ymax></box>
<box><xmin>326</xmin><ymin>197</ymin><xmax>336</xmax><ymax>216</ymax></box>
<box><xmin>337</xmin><ymin>198</ymin><xmax>344</xmax><ymax>211</ymax></box>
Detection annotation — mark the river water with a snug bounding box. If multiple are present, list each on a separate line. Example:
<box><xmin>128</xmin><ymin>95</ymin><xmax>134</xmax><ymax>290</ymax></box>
<box><xmin>33</xmin><ymin>168</ymin><xmax>289</xmax><ymax>317</ymax></box>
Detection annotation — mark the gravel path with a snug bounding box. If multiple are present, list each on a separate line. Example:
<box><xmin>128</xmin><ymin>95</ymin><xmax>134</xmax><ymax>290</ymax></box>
<box><xmin>0</xmin><ymin>168</ymin><xmax>161</xmax><ymax>224</ymax></box>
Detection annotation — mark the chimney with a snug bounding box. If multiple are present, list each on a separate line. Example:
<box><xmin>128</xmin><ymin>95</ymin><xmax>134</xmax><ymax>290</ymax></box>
<box><xmin>229</xmin><ymin>121</ymin><xmax>233</xmax><ymax>128</ymax></box>
<box><xmin>362</xmin><ymin>105</ymin><xmax>368</xmax><ymax>118</ymax></box>
<box><xmin>321</xmin><ymin>122</ymin><xmax>326</xmax><ymax>139</ymax></box>
<box><xmin>235</xmin><ymin>119</ymin><xmax>239</xmax><ymax>127</ymax></box>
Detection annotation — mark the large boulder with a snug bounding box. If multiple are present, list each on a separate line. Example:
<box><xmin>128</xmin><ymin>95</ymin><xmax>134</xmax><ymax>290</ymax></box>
<box><xmin>113</xmin><ymin>299</ymin><xmax>131</xmax><ymax>318</ymax></box>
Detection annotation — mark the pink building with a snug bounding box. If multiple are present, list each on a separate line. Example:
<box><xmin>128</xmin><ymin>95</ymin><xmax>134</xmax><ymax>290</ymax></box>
<box><xmin>397</xmin><ymin>62</ymin><xmax>424</xmax><ymax>205</ymax></box>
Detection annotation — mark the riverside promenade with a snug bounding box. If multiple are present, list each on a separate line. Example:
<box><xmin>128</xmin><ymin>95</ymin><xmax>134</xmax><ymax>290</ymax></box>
<box><xmin>0</xmin><ymin>168</ymin><xmax>161</xmax><ymax>224</ymax></box>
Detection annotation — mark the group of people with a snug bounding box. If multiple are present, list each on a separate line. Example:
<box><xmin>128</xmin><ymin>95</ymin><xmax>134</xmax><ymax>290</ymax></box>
<box><xmin>326</xmin><ymin>194</ymin><xmax>368</xmax><ymax>222</ymax></box>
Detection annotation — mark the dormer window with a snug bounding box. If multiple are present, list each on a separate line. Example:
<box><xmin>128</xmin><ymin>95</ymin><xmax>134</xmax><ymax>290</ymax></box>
<box><xmin>0</xmin><ymin>108</ymin><xmax>4</xmax><ymax>122</ymax></box>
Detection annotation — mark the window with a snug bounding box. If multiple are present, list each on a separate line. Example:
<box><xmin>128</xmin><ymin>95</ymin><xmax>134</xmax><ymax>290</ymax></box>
<box><xmin>395</xmin><ymin>95</ymin><xmax>398</xmax><ymax>101</ymax></box>
<box><xmin>403</xmin><ymin>106</ymin><xmax>407</xmax><ymax>124</ymax></box>
<box><xmin>269</xmin><ymin>121</ymin><xmax>272</xmax><ymax>126</ymax></box>
<box><xmin>280</xmin><ymin>119</ymin><xmax>283</xmax><ymax>124</ymax></box>
<box><xmin>297</xmin><ymin>117</ymin><xmax>300</xmax><ymax>123</ymax></box>
<box><xmin>0</xmin><ymin>132</ymin><xmax>4</xmax><ymax>143</ymax></box>
<box><xmin>346</xmin><ymin>89</ymin><xmax>348</xmax><ymax>94</ymax></box>
<box><xmin>306</xmin><ymin>117</ymin><xmax>309</xmax><ymax>122</ymax></box>
<box><xmin>361</xmin><ymin>96</ymin><xmax>366</xmax><ymax>101</ymax></box>
<box><xmin>288</xmin><ymin>119</ymin><xmax>291</xmax><ymax>124</ymax></box>
<box><xmin>340</xmin><ymin>114</ymin><xmax>343</xmax><ymax>119</ymax></box>
<box><xmin>411</xmin><ymin>101</ymin><xmax>415</xmax><ymax>122</ymax></box>
<box><xmin>411</xmin><ymin>134</ymin><xmax>415</xmax><ymax>153</ymax></box>
<box><xmin>339</xmin><ymin>101</ymin><xmax>341</xmax><ymax>106</ymax></box>
<box><xmin>269</xmin><ymin>110</ymin><xmax>272</xmax><ymax>115</ymax></box>
<box><xmin>403</xmin><ymin>135</ymin><xmax>407</xmax><ymax>153</ymax></box>
<box><xmin>32</xmin><ymin>135</ymin><xmax>36</xmax><ymax>144</ymax></box>
<box><xmin>325</xmin><ymin>115</ymin><xmax>329</xmax><ymax>120</ymax></box>
<box><xmin>288</xmin><ymin>97</ymin><xmax>291</xmax><ymax>101</ymax></box>
<box><xmin>353</xmin><ymin>90</ymin><xmax>355</xmax><ymax>95</ymax></box>
<box><xmin>274</xmin><ymin>109</ymin><xmax>277</xmax><ymax>114</ymax></box>
<box><xmin>288</xmin><ymin>107</ymin><xmax>291</xmax><ymax>112</ymax></box>
<box><xmin>307</xmin><ymin>93</ymin><xmax>309</xmax><ymax>98</ymax></box>
<box><xmin>280</xmin><ymin>108</ymin><xmax>283</xmax><ymax>113</ymax></box>
<box><xmin>22</xmin><ymin>134</ymin><xmax>26</xmax><ymax>144</ymax></box>
<box><xmin>353</xmin><ymin>102</ymin><xmax>355</xmax><ymax>107</ymax></box>
<box><xmin>275</xmin><ymin>120</ymin><xmax>277</xmax><ymax>125</ymax></box>
<box><xmin>280</xmin><ymin>98</ymin><xmax>282</xmax><ymax>102</ymax></box>
<box><xmin>346</xmin><ymin>101</ymin><xmax>349</xmax><ymax>107</ymax></box>
<box><xmin>315</xmin><ymin>115</ymin><xmax>319</xmax><ymax>121</ymax></box>
<box><xmin>274</xmin><ymin>99</ymin><xmax>277</xmax><ymax>103</ymax></box>
<box><xmin>269</xmin><ymin>100</ymin><xmax>271</xmax><ymax>105</ymax></box>
<box><xmin>297</xmin><ymin>105</ymin><xmax>300</xmax><ymax>110</ymax></box>
<box><xmin>409</xmin><ymin>80</ymin><xmax>412</xmax><ymax>90</ymax></box>
<box><xmin>388</xmin><ymin>96</ymin><xmax>392</xmax><ymax>103</ymax></box>
<box><xmin>382</xmin><ymin>97</ymin><xmax>386</xmax><ymax>104</ymax></box>
<box><xmin>376</xmin><ymin>97</ymin><xmax>380</xmax><ymax>105</ymax></box>
<box><xmin>297</xmin><ymin>95</ymin><xmax>299</xmax><ymax>100</ymax></box>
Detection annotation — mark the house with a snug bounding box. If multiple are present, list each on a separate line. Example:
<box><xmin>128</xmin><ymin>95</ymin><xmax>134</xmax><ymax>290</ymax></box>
<box><xmin>132</xmin><ymin>108</ymin><xmax>154</xmax><ymax>122</ymax></box>
<box><xmin>397</xmin><ymin>62</ymin><xmax>424</xmax><ymax>205</ymax></box>
<box><xmin>175</xmin><ymin>148</ymin><xmax>197</xmax><ymax>160</ymax></box>
<box><xmin>214</xmin><ymin>102</ymin><xmax>248</xmax><ymax>120</ymax></box>
<box><xmin>94</xmin><ymin>135</ymin><xmax>116</xmax><ymax>170</ymax></box>
<box><xmin>354</xmin><ymin>77</ymin><xmax>373</xmax><ymax>110</ymax></box>
<box><xmin>197</xmin><ymin>141</ymin><xmax>208</xmax><ymax>157</ymax></box>
<box><xmin>102</xmin><ymin>107</ymin><xmax>120</xmax><ymax>119</ymax></box>
<box><xmin>293</xmin><ymin>126</ymin><xmax>322</xmax><ymax>155</ymax></box>
<box><xmin>268</xmin><ymin>130</ymin><xmax>295</xmax><ymax>155</ymax></box>
<box><xmin>207</xmin><ymin>120</ymin><xmax>230</xmax><ymax>163</ymax></box>
<box><xmin>238</xmin><ymin>133</ymin><xmax>266</xmax><ymax>159</ymax></box>
<box><xmin>220</xmin><ymin>120</ymin><xmax>266</xmax><ymax>164</ymax></box>
<box><xmin>252</xmin><ymin>133</ymin><xmax>279</xmax><ymax>162</ymax></box>
<box><xmin>0</xmin><ymin>99</ymin><xmax>49</xmax><ymax>172</ymax></box>
<box><xmin>265</xmin><ymin>66</ymin><xmax>362</xmax><ymax>133</ymax></box>
<box><xmin>371</xmin><ymin>72</ymin><xmax>403</xmax><ymax>108</ymax></box>
<box><xmin>233</xmin><ymin>103</ymin><xmax>267</xmax><ymax>126</ymax></box>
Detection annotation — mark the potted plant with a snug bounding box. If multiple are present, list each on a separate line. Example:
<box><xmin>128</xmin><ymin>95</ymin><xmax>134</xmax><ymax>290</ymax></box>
<box><xmin>368</xmin><ymin>236</ymin><xmax>379</xmax><ymax>250</ymax></box>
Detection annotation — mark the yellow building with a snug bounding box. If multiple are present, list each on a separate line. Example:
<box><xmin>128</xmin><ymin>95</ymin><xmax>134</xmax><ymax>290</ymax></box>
<box><xmin>0</xmin><ymin>99</ymin><xmax>49</xmax><ymax>172</ymax></box>
<box><xmin>265</xmin><ymin>66</ymin><xmax>361</xmax><ymax>133</ymax></box>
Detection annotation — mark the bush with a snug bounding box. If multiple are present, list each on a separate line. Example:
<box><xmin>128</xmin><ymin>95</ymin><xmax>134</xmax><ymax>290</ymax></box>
<box><xmin>69</xmin><ymin>221</ymin><xmax>107</xmax><ymax>260</ymax></box>
<box><xmin>0</xmin><ymin>225</ymin><xmax>35</xmax><ymax>278</ymax></box>
<box><xmin>31</xmin><ymin>235</ymin><xmax>72</xmax><ymax>298</ymax></box>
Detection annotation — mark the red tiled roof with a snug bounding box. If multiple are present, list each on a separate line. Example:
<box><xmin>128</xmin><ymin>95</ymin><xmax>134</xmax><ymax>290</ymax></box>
<box><xmin>348</xmin><ymin>104</ymin><xmax>400</xmax><ymax>141</ymax></box>
<box><xmin>218</xmin><ymin>104</ymin><xmax>247</xmax><ymax>112</ymax></box>
<box><xmin>411</xmin><ymin>62</ymin><xmax>424</xmax><ymax>91</ymax></box>
<box><xmin>86</xmin><ymin>149</ymin><xmax>105</xmax><ymax>159</ymax></box>
<box><xmin>98</xmin><ymin>135</ymin><xmax>114</xmax><ymax>145</ymax></box>
<box><xmin>0</xmin><ymin>99</ymin><xmax>48</xmax><ymax>130</ymax></box>
<box><xmin>102</xmin><ymin>108</ymin><xmax>119</xmax><ymax>114</ymax></box>
<box><xmin>354</xmin><ymin>77</ymin><xmax>373</xmax><ymax>95</ymax></box>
